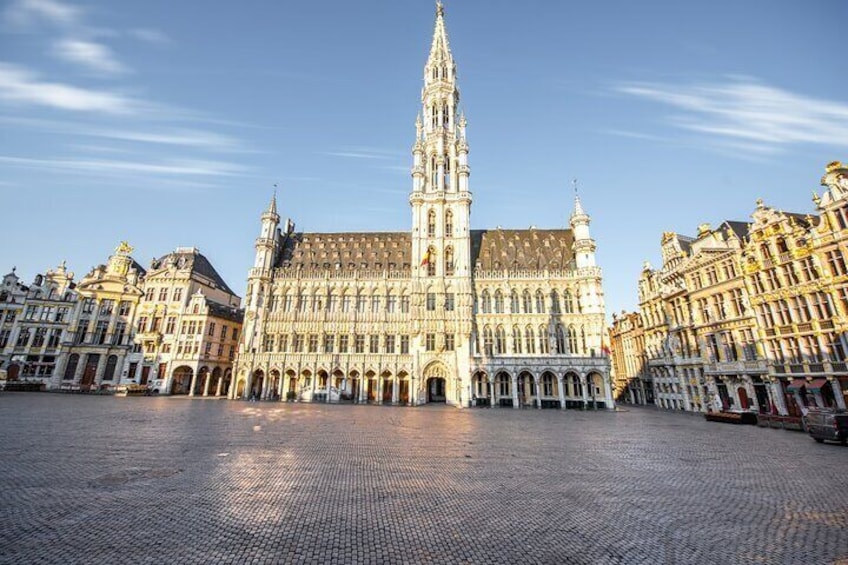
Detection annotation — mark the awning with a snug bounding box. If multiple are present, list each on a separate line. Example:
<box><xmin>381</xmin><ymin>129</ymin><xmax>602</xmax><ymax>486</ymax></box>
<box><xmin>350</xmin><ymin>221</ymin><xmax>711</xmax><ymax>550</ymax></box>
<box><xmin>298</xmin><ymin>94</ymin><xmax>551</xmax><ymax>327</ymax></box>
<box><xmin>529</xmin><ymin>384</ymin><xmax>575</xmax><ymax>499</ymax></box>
<box><xmin>806</xmin><ymin>378</ymin><xmax>830</xmax><ymax>392</ymax></box>
<box><xmin>785</xmin><ymin>378</ymin><xmax>808</xmax><ymax>392</ymax></box>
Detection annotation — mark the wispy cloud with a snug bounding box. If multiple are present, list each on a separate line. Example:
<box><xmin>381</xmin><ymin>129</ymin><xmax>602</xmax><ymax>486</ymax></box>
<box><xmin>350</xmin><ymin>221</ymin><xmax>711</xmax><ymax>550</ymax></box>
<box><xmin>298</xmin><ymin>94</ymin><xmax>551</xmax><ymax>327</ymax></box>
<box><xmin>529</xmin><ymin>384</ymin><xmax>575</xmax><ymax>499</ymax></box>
<box><xmin>0</xmin><ymin>155</ymin><xmax>247</xmax><ymax>177</ymax></box>
<box><xmin>614</xmin><ymin>77</ymin><xmax>848</xmax><ymax>154</ymax></box>
<box><xmin>0</xmin><ymin>63</ymin><xmax>135</xmax><ymax>113</ymax></box>
<box><xmin>5</xmin><ymin>0</ymin><xmax>79</xmax><ymax>28</ymax></box>
<box><xmin>323</xmin><ymin>146</ymin><xmax>406</xmax><ymax>160</ymax></box>
<box><xmin>53</xmin><ymin>38</ymin><xmax>127</xmax><ymax>74</ymax></box>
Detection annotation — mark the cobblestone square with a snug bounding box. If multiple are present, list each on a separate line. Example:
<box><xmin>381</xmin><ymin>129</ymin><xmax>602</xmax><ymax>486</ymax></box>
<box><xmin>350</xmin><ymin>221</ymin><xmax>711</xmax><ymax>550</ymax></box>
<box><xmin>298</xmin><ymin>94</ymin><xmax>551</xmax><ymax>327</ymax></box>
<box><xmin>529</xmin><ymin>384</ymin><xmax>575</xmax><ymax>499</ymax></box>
<box><xmin>1</xmin><ymin>394</ymin><xmax>846</xmax><ymax>564</ymax></box>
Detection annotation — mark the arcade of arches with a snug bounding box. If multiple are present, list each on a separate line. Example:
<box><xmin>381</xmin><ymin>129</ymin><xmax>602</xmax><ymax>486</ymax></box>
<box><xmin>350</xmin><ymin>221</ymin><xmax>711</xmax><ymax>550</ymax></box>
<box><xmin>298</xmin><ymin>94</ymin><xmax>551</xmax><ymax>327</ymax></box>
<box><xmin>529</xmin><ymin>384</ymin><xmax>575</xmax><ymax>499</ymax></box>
<box><xmin>168</xmin><ymin>365</ymin><xmax>232</xmax><ymax>397</ymax></box>
<box><xmin>229</xmin><ymin>365</ymin><xmax>610</xmax><ymax>409</ymax></box>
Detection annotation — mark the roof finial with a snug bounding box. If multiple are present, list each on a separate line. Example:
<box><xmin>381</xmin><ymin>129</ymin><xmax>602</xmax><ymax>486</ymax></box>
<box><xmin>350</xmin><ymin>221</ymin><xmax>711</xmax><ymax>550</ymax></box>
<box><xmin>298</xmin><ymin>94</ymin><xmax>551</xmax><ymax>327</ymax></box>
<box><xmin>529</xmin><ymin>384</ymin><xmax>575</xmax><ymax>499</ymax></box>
<box><xmin>437</xmin><ymin>0</ymin><xmax>444</xmax><ymax>17</ymax></box>
<box><xmin>572</xmin><ymin>177</ymin><xmax>578</xmax><ymax>195</ymax></box>
<box><xmin>269</xmin><ymin>183</ymin><xmax>278</xmax><ymax>215</ymax></box>
<box><xmin>572</xmin><ymin>178</ymin><xmax>585</xmax><ymax>217</ymax></box>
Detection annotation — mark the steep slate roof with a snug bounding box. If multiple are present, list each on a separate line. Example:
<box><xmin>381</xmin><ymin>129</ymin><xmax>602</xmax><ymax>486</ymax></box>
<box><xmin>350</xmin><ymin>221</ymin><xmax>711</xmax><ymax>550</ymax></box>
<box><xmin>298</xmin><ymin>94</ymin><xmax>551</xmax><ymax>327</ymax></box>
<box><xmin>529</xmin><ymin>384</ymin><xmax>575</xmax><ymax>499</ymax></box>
<box><xmin>207</xmin><ymin>301</ymin><xmax>244</xmax><ymax>323</ymax></box>
<box><xmin>275</xmin><ymin>228</ymin><xmax>577</xmax><ymax>272</ymax></box>
<box><xmin>471</xmin><ymin>229</ymin><xmax>574</xmax><ymax>270</ymax></box>
<box><xmin>277</xmin><ymin>233</ymin><xmax>412</xmax><ymax>271</ymax></box>
<box><xmin>153</xmin><ymin>249</ymin><xmax>235</xmax><ymax>295</ymax></box>
<box><xmin>722</xmin><ymin>220</ymin><xmax>750</xmax><ymax>240</ymax></box>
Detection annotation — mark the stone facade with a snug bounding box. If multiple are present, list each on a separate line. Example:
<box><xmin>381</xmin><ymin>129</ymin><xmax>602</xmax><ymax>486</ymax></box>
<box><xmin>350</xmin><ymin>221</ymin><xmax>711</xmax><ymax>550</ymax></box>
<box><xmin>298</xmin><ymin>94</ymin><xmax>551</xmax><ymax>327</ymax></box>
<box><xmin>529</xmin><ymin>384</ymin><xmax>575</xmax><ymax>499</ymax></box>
<box><xmin>609</xmin><ymin>310</ymin><xmax>650</xmax><ymax>405</ymax></box>
<box><xmin>612</xmin><ymin>161</ymin><xmax>848</xmax><ymax>418</ymax></box>
<box><xmin>135</xmin><ymin>247</ymin><xmax>243</xmax><ymax>396</ymax></box>
<box><xmin>233</xmin><ymin>4</ymin><xmax>612</xmax><ymax>409</ymax></box>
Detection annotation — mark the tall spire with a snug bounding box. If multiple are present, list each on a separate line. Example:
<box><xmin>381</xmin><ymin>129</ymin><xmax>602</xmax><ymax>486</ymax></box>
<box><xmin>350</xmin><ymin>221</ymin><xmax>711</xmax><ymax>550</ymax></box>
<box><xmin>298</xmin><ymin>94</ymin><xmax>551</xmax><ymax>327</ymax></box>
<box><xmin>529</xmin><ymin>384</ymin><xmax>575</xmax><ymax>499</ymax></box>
<box><xmin>426</xmin><ymin>0</ymin><xmax>454</xmax><ymax>81</ymax></box>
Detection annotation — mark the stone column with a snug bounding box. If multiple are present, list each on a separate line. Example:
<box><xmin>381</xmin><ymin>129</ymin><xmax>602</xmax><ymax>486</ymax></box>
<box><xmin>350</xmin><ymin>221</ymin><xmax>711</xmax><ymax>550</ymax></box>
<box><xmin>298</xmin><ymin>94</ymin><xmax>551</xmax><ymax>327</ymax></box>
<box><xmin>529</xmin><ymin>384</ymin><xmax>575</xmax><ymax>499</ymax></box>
<box><xmin>771</xmin><ymin>379</ymin><xmax>788</xmax><ymax>416</ymax></box>
<box><xmin>557</xmin><ymin>374</ymin><xmax>566</xmax><ymax>410</ymax></box>
<box><xmin>202</xmin><ymin>372</ymin><xmax>211</xmax><ymax>397</ymax></box>
<box><xmin>376</xmin><ymin>378</ymin><xmax>383</xmax><ymax>405</ymax></box>
<box><xmin>581</xmin><ymin>374</ymin><xmax>589</xmax><ymax>409</ymax></box>
<box><xmin>215</xmin><ymin>372</ymin><xmax>224</xmax><ymax>397</ymax></box>
<box><xmin>511</xmin><ymin>375</ymin><xmax>519</xmax><ymax>409</ymax></box>
<box><xmin>392</xmin><ymin>376</ymin><xmax>399</xmax><ymax>405</ymax></box>
<box><xmin>188</xmin><ymin>369</ymin><xmax>198</xmax><ymax>397</ymax></box>
<box><xmin>833</xmin><ymin>379</ymin><xmax>847</xmax><ymax>409</ymax></box>
<box><xmin>489</xmin><ymin>376</ymin><xmax>497</xmax><ymax>407</ymax></box>
<box><xmin>603</xmin><ymin>372</ymin><xmax>614</xmax><ymax>409</ymax></box>
<box><xmin>534</xmin><ymin>375</ymin><xmax>542</xmax><ymax>409</ymax></box>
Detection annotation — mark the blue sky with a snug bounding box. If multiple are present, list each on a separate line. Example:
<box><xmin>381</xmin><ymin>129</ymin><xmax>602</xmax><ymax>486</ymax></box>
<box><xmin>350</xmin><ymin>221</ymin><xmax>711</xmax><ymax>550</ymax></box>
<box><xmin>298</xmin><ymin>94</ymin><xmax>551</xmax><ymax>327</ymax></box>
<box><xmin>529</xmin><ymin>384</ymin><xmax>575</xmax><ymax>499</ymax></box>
<box><xmin>1</xmin><ymin>0</ymin><xmax>847</xmax><ymax>317</ymax></box>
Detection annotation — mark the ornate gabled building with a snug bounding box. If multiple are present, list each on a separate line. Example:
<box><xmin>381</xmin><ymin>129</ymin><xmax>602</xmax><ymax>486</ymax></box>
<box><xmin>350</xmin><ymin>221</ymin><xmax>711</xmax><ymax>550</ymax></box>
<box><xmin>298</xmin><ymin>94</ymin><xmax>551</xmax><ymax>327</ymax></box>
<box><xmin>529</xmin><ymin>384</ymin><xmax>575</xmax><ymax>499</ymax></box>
<box><xmin>233</xmin><ymin>3</ymin><xmax>612</xmax><ymax>409</ymax></box>
<box><xmin>55</xmin><ymin>243</ymin><xmax>146</xmax><ymax>390</ymax></box>
<box><xmin>616</xmin><ymin>161</ymin><xmax>848</xmax><ymax>422</ymax></box>
<box><xmin>135</xmin><ymin>247</ymin><xmax>242</xmax><ymax>396</ymax></box>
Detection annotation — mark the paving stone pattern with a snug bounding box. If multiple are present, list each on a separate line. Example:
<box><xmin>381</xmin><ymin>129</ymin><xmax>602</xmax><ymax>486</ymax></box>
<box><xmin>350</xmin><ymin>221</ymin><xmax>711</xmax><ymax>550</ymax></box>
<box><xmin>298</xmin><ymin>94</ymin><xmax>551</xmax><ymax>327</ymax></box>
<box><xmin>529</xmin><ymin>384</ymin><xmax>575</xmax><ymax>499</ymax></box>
<box><xmin>0</xmin><ymin>394</ymin><xmax>846</xmax><ymax>564</ymax></box>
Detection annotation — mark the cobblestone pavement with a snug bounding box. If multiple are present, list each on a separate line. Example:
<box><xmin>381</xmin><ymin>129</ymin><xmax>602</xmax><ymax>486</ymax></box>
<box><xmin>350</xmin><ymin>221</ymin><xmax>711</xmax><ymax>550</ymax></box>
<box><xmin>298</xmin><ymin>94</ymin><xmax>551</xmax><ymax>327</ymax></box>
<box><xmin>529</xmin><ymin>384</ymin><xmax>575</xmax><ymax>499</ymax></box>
<box><xmin>0</xmin><ymin>394</ymin><xmax>846</xmax><ymax>565</ymax></box>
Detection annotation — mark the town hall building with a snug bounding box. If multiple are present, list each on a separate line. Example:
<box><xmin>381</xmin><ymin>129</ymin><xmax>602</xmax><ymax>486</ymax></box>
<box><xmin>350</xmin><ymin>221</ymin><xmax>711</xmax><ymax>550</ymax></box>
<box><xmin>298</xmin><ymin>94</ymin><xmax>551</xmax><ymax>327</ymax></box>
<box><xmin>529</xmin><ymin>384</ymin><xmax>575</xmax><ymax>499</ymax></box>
<box><xmin>232</xmin><ymin>3</ymin><xmax>612</xmax><ymax>409</ymax></box>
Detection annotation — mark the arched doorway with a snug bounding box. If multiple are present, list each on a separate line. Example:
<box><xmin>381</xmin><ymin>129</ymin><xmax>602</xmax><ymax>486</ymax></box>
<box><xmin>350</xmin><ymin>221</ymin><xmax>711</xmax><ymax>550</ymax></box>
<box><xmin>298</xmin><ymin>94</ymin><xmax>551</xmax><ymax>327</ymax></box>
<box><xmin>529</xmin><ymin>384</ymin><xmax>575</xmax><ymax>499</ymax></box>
<box><xmin>472</xmin><ymin>371</ymin><xmax>490</xmax><ymax>406</ymax></box>
<box><xmin>221</xmin><ymin>369</ymin><xmax>232</xmax><ymax>396</ymax></box>
<box><xmin>171</xmin><ymin>366</ymin><xmax>193</xmax><ymax>395</ymax></box>
<box><xmin>423</xmin><ymin>362</ymin><xmax>448</xmax><ymax>403</ymax></box>
<box><xmin>269</xmin><ymin>370</ymin><xmax>281</xmax><ymax>400</ymax></box>
<box><xmin>381</xmin><ymin>370</ymin><xmax>393</xmax><ymax>404</ymax></box>
<box><xmin>210</xmin><ymin>367</ymin><xmax>222</xmax><ymax>396</ymax></box>
<box><xmin>737</xmin><ymin>386</ymin><xmax>750</xmax><ymax>411</ymax></box>
<box><xmin>365</xmin><ymin>370</ymin><xmax>376</xmax><ymax>403</ymax></box>
<box><xmin>495</xmin><ymin>371</ymin><xmax>512</xmax><ymax>407</ymax></box>
<box><xmin>251</xmin><ymin>369</ymin><xmax>264</xmax><ymax>399</ymax></box>
<box><xmin>398</xmin><ymin>371</ymin><xmax>410</xmax><ymax>405</ymax></box>
<box><xmin>235</xmin><ymin>378</ymin><xmax>246</xmax><ymax>399</ymax></box>
<box><xmin>518</xmin><ymin>371</ymin><xmax>535</xmax><ymax>407</ymax></box>
<box><xmin>7</xmin><ymin>363</ymin><xmax>20</xmax><ymax>381</ymax></box>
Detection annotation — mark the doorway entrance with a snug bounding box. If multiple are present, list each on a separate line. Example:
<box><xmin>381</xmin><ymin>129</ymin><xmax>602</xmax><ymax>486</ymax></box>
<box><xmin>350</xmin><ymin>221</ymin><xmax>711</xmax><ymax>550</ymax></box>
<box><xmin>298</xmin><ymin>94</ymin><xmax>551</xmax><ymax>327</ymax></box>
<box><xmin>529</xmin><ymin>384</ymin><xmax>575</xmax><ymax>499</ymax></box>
<box><xmin>427</xmin><ymin>377</ymin><xmax>446</xmax><ymax>403</ymax></box>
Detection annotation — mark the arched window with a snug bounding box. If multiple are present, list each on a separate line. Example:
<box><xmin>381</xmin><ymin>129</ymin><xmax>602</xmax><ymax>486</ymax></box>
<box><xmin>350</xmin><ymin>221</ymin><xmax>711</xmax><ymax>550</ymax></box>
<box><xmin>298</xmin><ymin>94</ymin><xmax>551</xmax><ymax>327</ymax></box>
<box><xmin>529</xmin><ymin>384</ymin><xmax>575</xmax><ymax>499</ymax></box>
<box><xmin>568</xmin><ymin>325</ymin><xmax>579</xmax><ymax>354</ymax></box>
<box><xmin>103</xmin><ymin>355</ymin><xmax>118</xmax><ymax>381</ymax></box>
<box><xmin>494</xmin><ymin>290</ymin><xmax>504</xmax><ymax>313</ymax></box>
<box><xmin>510</xmin><ymin>291</ymin><xmax>520</xmax><ymax>313</ymax></box>
<box><xmin>443</xmin><ymin>102</ymin><xmax>449</xmax><ymax>127</ymax></box>
<box><xmin>444</xmin><ymin>156</ymin><xmax>451</xmax><ymax>188</ymax></box>
<box><xmin>556</xmin><ymin>325</ymin><xmax>566</xmax><ymax>354</ymax></box>
<box><xmin>430</xmin><ymin>156</ymin><xmax>437</xmax><ymax>188</ymax></box>
<box><xmin>63</xmin><ymin>354</ymin><xmax>79</xmax><ymax>380</ymax></box>
<box><xmin>483</xmin><ymin>326</ymin><xmax>493</xmax><ymax>356</ymax></box>
<box><xmin>535</xmin><ymin>290</ymin><xmax>546</xmax><ymax>314</ymax></box>
<box><xmin>428</xmin><ymin>210</ymin><xmax>437</xmax><ymax>237</ymax></box>
<box><xmin>512</xmin><ymin>325</ymin><xmax>523</xmax><ymax>354</ymax></box>
<box><xmin>539</xmin><ymin>325</ymin><xmax>550</xmax><ymax>354</ymax></box>
<box><xmin>522</xmin><ymin>290</ymin><xmax>532</xmax><ymax>313</ymax></box>
<box><xmin>495</xmin><ymin>326</ymin><xmax>506</xmax><ymax>355</ymax></box>
<box><xmin>525</xmin><ymin>326</ymin><xmax>536</xmax><ymax>354</ymax></box>
<box><xmin>564</xmin><ymin>290</ymin><xmax>574</xmax><ymax>314</ymax></box>
<box><xmin>445</xmin><ymin>246</ymin><xmax>455</xmax><ymax>276</ymax></box>
<box><xmin>481</xmin><ymin>290</ymin><xmax>491</xmax><ymax>314</ymax></box>
<box><xmin>581</xmin><ymin>326</ymin><xmax>587</xmax><ymax>354</ymax></box>
<box><xmin>445</xmin><ymin>210</ymin><xmax>454</xmax><ymax>237</ymax></box>
<box><xmin>551</xmin><ymin>291</ymin><xmax>560</xmax><ymax>313</ymax></box>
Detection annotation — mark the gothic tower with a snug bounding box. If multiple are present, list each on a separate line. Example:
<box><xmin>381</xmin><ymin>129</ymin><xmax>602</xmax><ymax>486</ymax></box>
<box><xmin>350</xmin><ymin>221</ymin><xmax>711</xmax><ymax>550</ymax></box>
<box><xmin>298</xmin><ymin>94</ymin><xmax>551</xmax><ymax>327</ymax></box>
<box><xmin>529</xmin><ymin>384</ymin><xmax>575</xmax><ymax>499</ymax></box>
<box><xmin>242</xmin><ymin>193</ymin><xmax>280</xmax><ymax>355</ymax></box>
<box><xmin>410</xmin><ymin>2</ymin><xmax>473</xmax><ymax>404</ymax></box>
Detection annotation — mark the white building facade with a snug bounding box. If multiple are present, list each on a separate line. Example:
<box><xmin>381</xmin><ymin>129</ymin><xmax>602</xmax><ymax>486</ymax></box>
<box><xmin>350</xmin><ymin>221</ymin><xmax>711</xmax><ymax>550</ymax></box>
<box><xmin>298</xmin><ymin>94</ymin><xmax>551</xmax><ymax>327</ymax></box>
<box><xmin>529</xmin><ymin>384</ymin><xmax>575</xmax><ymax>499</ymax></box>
<box><xmin>233</xmin><ymin>4</ymin><xmax>612</xmax><ymax>409</ymax></box>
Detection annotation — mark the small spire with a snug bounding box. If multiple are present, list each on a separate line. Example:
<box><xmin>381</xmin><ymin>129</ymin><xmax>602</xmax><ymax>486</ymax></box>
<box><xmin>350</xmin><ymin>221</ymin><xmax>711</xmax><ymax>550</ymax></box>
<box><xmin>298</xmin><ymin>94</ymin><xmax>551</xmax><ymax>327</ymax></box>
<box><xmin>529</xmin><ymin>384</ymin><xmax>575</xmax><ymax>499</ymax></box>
<box><xmin>572</xmin><ymin>178</ymin><xmax>585</xmax><ymax>216</ymax></box>
<box><xmin>268</xmin><ymin>184</ymin><xmax>278</xmax><ymax>215</ymax></box>
<box><xmin>436</xmin><ymin>0</ymin><xmax>444</xmax><ymax>17</ymax></box>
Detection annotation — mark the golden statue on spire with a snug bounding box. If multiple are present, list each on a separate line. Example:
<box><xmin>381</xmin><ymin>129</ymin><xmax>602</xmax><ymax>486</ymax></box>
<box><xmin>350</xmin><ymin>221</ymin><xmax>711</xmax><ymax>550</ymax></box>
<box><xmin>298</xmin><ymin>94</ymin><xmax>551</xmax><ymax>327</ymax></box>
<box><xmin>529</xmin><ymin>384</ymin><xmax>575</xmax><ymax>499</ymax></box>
<box><xmin>116</xmin><ymin>241</ymin><xmax>135</xmax><ymax>255</ymax></box>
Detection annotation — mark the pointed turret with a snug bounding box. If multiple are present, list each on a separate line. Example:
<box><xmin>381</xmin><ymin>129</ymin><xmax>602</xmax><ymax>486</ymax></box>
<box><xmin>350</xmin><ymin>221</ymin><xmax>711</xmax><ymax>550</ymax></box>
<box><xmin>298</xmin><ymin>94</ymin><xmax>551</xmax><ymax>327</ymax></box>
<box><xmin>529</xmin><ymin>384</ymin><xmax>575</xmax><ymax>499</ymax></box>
<box><xmin>426</xmin><ymin>1</ymin><xmax>454</xmax><ymax>82</ymax></box>
<box><xmin>570</xmin><ymin>181</ymin><xmax>596</xmax><ymax>269</ymax></box>
<box><xmin>254</xmin><ymin>190</ymin><xmax>281</xmax><ymax>272</ymax></box>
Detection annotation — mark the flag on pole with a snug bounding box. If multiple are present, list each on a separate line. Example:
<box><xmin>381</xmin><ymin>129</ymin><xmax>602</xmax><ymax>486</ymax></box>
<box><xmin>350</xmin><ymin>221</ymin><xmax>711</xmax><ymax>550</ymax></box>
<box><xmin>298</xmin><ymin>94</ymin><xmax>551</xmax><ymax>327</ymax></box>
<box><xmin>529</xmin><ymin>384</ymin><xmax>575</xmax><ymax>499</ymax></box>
<box><xmin>420</xmin><ymin>249</ymin><xmax>431</xmax><ymax>266</ymax></box>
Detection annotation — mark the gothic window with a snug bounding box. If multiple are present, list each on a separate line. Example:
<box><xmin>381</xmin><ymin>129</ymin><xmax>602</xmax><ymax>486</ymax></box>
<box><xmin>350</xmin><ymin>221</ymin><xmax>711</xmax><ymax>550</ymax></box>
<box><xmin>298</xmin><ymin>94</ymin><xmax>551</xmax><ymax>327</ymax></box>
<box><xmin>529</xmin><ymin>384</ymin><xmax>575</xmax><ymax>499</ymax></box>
<box><xmin>401</xmin><ymin>294</ymin><xmax>410</xmax><ymax>313</ymax></box>
<box><xmin>510</xmin><ymin>291</ymin><xmax>520</xmax><ymax>313</ymax></box>
<box><xmin>525</xmin><ymin>326</ymin><xmax>536</xmax><ymax>354</ymax></box>
<box><xmin>445</xmin><ymin>246</ymin><xmax>455</xmax><ymax>276</ymax></box>
<box><xmin>426</xmin><ymin>292</ymin><xmax>436</xmax><ymax>311</ymax></box>
<box><xmin>495</xmin><ymin>326</ymin><xmax>506</xmax><ymax>355</ymax></box>
<box><xmin>522</xmin><ymin>290</ymin><xmax>532</xmax><ymax>313</ymax></box>
<box><xmin>430</xmin><ymin>156</ymin><xmax>437</xmax><ymax>188</ymax></box>
<box><xmin>494</xmin><ymin>290</ymin><xmax>504</xmax><ymax>313</ymax></box>
<box><xmin>551</xmin><ymin>291</ymin><xmax>560</xmax><ymax>313</ymax></box>
<box><xmin>444</xmin><ymin>155</ymin><xmax>451</xmax><ymax>188</ymax></box>
<box><xmin>564</xmin><ymin>290</ymin><xmax>574</xmax><ymax>314</ymax></box>
<box><xmin>371</xmin><ymin>293</ymin><xmax>381</xmax><ymax>313</ymax></box>
<box><xmin>539</xmin><ymin>325</ymin><xmax>550</xmax><ymax>354</ymax></box>
<box><xmin>63</xmin><ymin>354</ymin><xmax>79</xmax><ymax>380</ymax></box>
<box><xmin>581</xmin><ymin>326</ymin><xmax>587</xmax><ymax>354</ymax></box>
<box><xmin>481</xmin><ymin>290</ymin><xmax>491</xmax><ymax>314</ymax></box>
<box><xmin>556</xmin><ymin>325</ymin><xmax>566</xmax><ymax>354</ymax></box>
<box><xmin>512</xmin><ymin>326</ymin><xmax>523</xmax><ymax>354</ymax></box>
<box><xmin>567</xmin><ymin>325</ymin><xmax>578</xmax><ymax>354</ymax></box>
<box><xmin>535</xmin><ymin>290</ymin><xmax>546</xmax><ymax>314</ymax></box>
<box><xmin>483</xmin><ymin>326</ymin><xmax>493</xmax><ymax>356</ymax></box>
<box><xmin>341</xmin><ymin>293</ymin><xmax>351</xmax><ymax>313</ymax></box>
<box><xmin>387</xmin><ymin>294</ymin><xmax>397</xmax><ymax>313</ymax></box>
<box><xmin>428</xmin><ymin>210</ymin><xmax>437</xmax><ymax>237</ymax></box>
<box><xmin>445</xmin><ymin>210</ymin><xmax>454</xmax><ymax>237</ymax></box>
